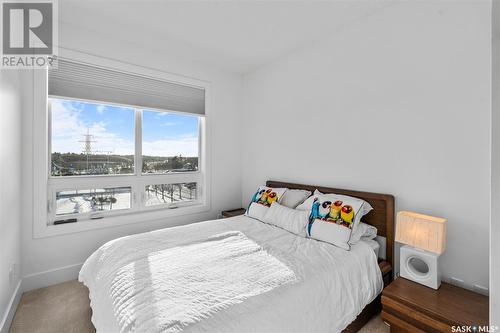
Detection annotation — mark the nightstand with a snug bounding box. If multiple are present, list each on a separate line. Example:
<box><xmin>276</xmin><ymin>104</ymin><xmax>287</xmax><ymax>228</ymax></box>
<box><xmin>221</xmin><ymin>208</ymin><xmax>246</xmax><ymax>218</ymax></box>
<box><xmin>381</xmin><ymin>277</ymin><xmax>489</xmax><ymax>333</ymax></box>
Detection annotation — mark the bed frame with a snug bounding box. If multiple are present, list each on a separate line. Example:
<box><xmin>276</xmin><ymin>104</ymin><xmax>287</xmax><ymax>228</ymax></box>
<box><xmin>266</xmin><ymin>180</ymin><xmax>395</xmax><ymax>333</ymax></box>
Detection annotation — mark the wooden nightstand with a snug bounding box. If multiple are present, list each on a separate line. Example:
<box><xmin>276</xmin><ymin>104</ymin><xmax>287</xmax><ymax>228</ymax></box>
<box><xmin>221</xmin><ymin>208</ymin><xmax>246</xmax><ymax>218</ymax></box>
<box><xmin>381</xmin><ymin>277</ymin><xmax>489</xmax><ymax>332</ymax></box>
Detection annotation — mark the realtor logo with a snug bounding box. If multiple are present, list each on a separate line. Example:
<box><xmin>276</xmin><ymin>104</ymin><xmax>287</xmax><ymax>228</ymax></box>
<box><xmin>1</xmin><ymin>0</ymin><xmax>57</xmax><ymax>68</ymax></box>
<box><xmin>3</xmin><ymin>2</ymin><xmax>52</xmax><ymax>54</ymax></box>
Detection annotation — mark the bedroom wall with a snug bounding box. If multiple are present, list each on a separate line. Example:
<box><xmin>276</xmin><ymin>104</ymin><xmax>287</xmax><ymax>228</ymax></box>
<box><xmin>0</xmin><ymin>71</ymin><xmax>23</xmax><ymax>331</ymax></box>
<box><xmin>20</xmin><ymin>22</ymin><xmax>243</xmax><ymax>288</ymax></box>
<box><xmin>241</xmin><ymin>1</ymin><xmax>491</xmax><ymax>291</ymax></box>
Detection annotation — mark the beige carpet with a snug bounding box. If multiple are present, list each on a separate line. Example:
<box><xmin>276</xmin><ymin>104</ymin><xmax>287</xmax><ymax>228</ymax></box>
<box><xmin>10</xmin><ymin>281</ymin><xmax>95</xmax><ymax>333</ymax></box>
<box><xmin>10</xmin><ymin>280</ymin><xmax>389</xmax><ymax>333</ymax></box>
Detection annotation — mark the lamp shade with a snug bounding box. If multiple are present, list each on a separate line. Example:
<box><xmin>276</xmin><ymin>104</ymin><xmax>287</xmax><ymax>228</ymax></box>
<box><xmin>395</xmin><ymin>211</ymin><xmax>447</xmax><ymax>254</ymax></box>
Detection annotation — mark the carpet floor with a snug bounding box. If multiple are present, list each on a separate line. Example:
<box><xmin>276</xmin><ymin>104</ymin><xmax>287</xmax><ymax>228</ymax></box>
<box><xmin>9</xmin><ymin>280</ymin><xmax>389</xmax><ymax>333</ymax></box>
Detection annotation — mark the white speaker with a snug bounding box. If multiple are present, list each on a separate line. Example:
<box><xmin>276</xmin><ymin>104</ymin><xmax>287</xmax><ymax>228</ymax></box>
<box><xmin>400</xmin><ymin>245</ymin><xmax>441</xmax><ymax>289</ymax></box>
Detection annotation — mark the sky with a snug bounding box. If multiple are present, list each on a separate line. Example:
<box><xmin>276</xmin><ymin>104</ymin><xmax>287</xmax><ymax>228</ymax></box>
<box><xmin>51</xmin><ymin>98</ymin><xmax>199</xmax><ymax>157</ymax></box>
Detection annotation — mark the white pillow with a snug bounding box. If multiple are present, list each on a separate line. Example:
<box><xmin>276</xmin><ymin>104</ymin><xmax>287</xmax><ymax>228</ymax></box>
<box><xmin>279</xmin><ymin>189</ymin><xmax>312</xmax><ymax>209</ymax></box>
<box><xmin>262</xmin><ymin>202</ymin><xmax>309</xmax><ymax>237</ymax></box>
<box><xmin>360</xmin><ymin>223</ymin><xmax>377</xmax><ymax>239</ymax></box>
<box><xmin>296</xmin><ymin>189</ymin><xmax>322</xmax><ymax>211</ymax></box>
<box><xmin>350</xmin><ymin>222</ymin><xmax>378</xmax><ymax>244</ymax></box>
<box><xmin>308</xmin><ymin>218</ymin><xmax>353</xmax><ymax>250</ymax></box>
<box><xmin>245</xmin><ymin>186</ymin><xmax>288</xmax><ymax>221</ymax></box>
<box><xmin>246</xmin><ymin>202</ymin><xmax>269</xmax><ymax>221</ymax></box>
<box><xmin>307</xmin><ymin>195</ymin><xmax>373</xmax><ymax>250</ymax></box>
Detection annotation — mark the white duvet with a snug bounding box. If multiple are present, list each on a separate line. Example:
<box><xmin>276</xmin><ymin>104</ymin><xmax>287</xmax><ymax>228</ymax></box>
<box><xmin>79</xmin><ymin>215</ymin><xmax>383</xmax><ymax>333</ymax></box>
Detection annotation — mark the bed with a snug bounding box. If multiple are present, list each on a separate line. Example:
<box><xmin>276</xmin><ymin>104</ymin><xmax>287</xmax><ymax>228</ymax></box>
<box><xmin>79</xmin><ymin>180</ymin><xmax>394</xmax><ymax>333</ymax></box>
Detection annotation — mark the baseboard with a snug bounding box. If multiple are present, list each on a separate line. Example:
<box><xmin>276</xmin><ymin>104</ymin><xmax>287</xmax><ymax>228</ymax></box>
<box><xmin>0</xmin><ymin>280</ymin><xmax>22</xmax><ymax>333</ymax></box>
<box><xmin>21</xmin><ymin>263</ymin><xmax>83</xmax><ymax>292</ymax></box>
<box><xmin>0</xmin><ymin>264</ymin><xmax>83</xmax><ymax>332</ymax></box>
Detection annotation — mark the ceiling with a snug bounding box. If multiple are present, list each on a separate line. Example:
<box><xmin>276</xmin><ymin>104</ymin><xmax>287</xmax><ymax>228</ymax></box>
<box><xmin>59</xmin><ymin>1</ymin><xmax>394</xmax><ymax>74</ymax></box>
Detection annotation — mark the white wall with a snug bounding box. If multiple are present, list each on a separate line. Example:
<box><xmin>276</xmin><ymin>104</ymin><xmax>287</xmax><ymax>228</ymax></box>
<box><xmin>491</xmin><ymin>0</ymin><xmax>499</xmax><ymax>323</ymax></box>
<box><xmin>20</xmin><ymin>22</ymin><xmax>243</xmax><ymax>286</ymax></box>
<box><xmin>0</xmin><ymin>70</ymin><xmax>22</xmax><ymax>330</ymax></box>
<box><xmin>242</xmin><ymin>1</ymin><xmax>490</xmax><ymax>290</ymax></box>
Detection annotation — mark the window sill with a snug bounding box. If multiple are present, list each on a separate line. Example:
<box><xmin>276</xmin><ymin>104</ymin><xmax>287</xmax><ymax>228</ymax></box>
<box><xmin>33</xmin><ymin>202</ymin><xmax>210</xmax><ymax>238</ymax></box>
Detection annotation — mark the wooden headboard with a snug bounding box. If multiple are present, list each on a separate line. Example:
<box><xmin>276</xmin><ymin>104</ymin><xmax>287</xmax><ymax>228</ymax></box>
<box><xmin>266</xmin><ymin>180</ymin><xmax>395</xmax><ymax>267</ymax></box>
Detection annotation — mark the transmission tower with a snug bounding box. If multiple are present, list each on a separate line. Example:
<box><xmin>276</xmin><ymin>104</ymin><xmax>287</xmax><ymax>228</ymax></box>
<box><xmin>79</xmin><ymin>128</ymin><xmax>96</xmax><ymax>170</ymax></box>
<box><xmin>78</xmin><ymin>128</ymin><xmax>113</xmax><ymax>173</ymax></box>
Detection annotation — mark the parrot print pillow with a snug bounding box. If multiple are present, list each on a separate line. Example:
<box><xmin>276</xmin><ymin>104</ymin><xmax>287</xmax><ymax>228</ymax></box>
<box><xmin>250</xmin><ymin>186</ymin><xmax>287</xmax><ymax>207</ymax></box>
<box><xmin>307</xmin><ymin>195</ymin><xmax>372</xmax><ymax>250</ymax></box>
<box><xmin>245</xmin><ymin>186</ymin><xmax>288</xmax><ymax>221</ymax></box>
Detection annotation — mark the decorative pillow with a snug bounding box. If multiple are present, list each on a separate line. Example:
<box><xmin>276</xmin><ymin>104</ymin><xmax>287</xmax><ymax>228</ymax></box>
<box><xmin>262</xmin><ymin>202</ymin><xmax>310</xmax><ymax>237</ymax></box>
<box><xmin>306</xmin><ymin>195</ymin><xmax>373</xmax><ymax>250</ymax></box>
<box><xmin>297</xmin><ymin>190</ymin><xmax>373</xmax><ymax>215</ymax></box>
<box><xmin>350</xmin><ymin>222</ymin><xmax>378</xmax><ymax>244</ymax></box>
<box><xmin>245</xmin><ymin>186</ymin><xmax>288</xmax><ymax>221</ymax></box>
<box><xmin>279</xmin><ymin>189</ymin><xmax>312</xmax><ymax>209</ymax></box>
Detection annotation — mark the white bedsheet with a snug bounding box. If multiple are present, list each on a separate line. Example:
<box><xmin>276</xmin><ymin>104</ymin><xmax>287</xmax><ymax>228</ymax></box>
<box><xmin>79</xmin><ymin>215</ymin><xmax>383</xmax><ymax>333</ymax></box>
<box><xmin>363</xmin><ymin>238</ymin><xmax>381</xmax><ymax>258</ymax></box>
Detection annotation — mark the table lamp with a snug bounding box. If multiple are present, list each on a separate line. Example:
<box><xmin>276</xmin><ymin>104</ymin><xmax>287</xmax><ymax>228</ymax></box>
<box><xmin>395</xmin><ymin>211</ymin><xmax>447</xmax><ymax>289</ymax></box>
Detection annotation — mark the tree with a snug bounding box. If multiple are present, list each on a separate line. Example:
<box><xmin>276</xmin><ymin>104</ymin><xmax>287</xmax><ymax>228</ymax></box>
<box><xmin>185</xmin><ymin>183</ymin><xmax>196</xmax><ymax>199</ymax></box>
<box><xmin>178</xmin><ymin>184</ymin><xmax>183</xmax><ymax>199</ymax></box>
<box><xmin>97</xmin><ymin>196</ymin><xmax>105</xmax><ymax>210</ymax></box>
<box><xmin>109</xmin><ymin>196</ymin><xmax>117</xmax><ymax>209</ymax></box>
<box><xmin>165</xmin><ymin>184</ymin><xmax>174</xmax><ymax>202</ymax></box>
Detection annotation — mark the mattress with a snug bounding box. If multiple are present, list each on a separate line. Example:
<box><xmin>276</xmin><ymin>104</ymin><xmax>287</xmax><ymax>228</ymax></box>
<box><xmin>79</xmin><ymin>215</ymin><xmax>383</xmax><ymax>333</ymax></box>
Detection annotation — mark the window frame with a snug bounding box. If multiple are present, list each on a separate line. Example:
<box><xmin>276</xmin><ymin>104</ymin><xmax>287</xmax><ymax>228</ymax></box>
<box><xmin>33</xmin><ymin>49</ymin><xmax>211</xmax><ymax>238</ymax></box>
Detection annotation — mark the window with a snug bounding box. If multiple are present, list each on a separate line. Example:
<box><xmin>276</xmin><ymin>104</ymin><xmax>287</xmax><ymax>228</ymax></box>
<box><xmin>48</xmin><ymin>97</ymin><xmax>203</xmax><ymax>224</ymax></box>
<box><xmin>56</xmin><ymin>187</ymin><xmax>132</xmax><ymax>216</ymax></box>
<box><xmin>142</xmin><ymin>110</ymin><xmax>199</xmax><ymax>174</ymax></box>
<box><xmin>50</xmin><ymin>99</ymin><xmax>135</xmax><ymax>176</ymax></box>
<box><xmin>145</xmin><ymin>182</ymin><xmax>197</xmax><ymax>207</ymax></box>
<box><xmin>38</xmin><ymin>58</ymin><xmax>208</xmax><ymax>231</ymax></box>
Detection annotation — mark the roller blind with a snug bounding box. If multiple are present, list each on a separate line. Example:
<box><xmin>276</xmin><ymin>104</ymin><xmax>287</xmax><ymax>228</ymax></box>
<box><xmin>48</xmin><ymin>59</ymin><xmax>205</xmax><ymax>115</ymax></box>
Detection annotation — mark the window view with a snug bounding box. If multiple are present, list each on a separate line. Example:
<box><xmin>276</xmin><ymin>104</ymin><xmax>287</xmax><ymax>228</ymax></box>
<box><xmin>142</xmin><ymin>110</ymin><xmax>199</xmax><ymax>174</ymax></box>
<box><xmin>48</xmin><ymin>97</ymin><xmax>203</xmax><ymax>223</ymax></box>
<box><xmin>145</xmin><ymin>182</ymin><xmax>197</xmax><ymax>207</ymax></box>
<box><xmin>50</xmin><ymin>98</ymin><xmax>135</xmax><ymax>176</ymax></box>
<box><xmin>55</xmin><ymin>187</ymin><xmax>132</xmax><ymax>215</ymax></box>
